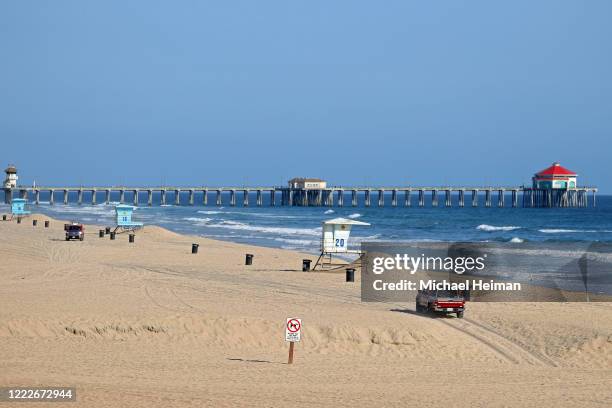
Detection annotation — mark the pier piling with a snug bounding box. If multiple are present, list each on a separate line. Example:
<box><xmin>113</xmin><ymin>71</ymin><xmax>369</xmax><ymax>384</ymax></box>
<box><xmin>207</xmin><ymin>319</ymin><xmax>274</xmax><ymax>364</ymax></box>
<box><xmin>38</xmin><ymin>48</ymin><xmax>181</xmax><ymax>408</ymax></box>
<box><xmin>11</xmin><ymin>184</ymin><xmax>596</xmax><ymax>210</ymax></box>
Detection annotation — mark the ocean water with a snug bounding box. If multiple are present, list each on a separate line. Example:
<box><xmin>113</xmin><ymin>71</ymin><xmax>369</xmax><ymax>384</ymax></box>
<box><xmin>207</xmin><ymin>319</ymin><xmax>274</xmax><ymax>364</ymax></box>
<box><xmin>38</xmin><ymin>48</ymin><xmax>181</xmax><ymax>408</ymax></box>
<box><xmin>2</xmin><ymin>192</ymin><xmax>611</xmax><ymax>255</ymax></box>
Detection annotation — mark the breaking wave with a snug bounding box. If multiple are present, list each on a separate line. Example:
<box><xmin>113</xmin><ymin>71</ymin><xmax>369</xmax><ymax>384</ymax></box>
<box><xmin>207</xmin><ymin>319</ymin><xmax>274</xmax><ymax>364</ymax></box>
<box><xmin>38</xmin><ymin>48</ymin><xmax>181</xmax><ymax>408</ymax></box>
<box><xmin>208</xmin><ymin>220</ymin><xmax>322</xmax><ymax>236</ymax></box>
<box><xmin>539</xmin><ymin>229</ymin><xmax>580</xmax><ymax>234</ymax></box>
<box><xmin>476</xmin><ymin>224</ymin><xmax>521</xmax><ymax>232</ymax></box>
<box><xmin>537</xmin><ymin>229</ymin><xmax>612</xmax><ymax>234</ymax></box>
<box><xmin>348</xmin><ymin>213</ymin><xmax>362</xmax><ymax>219</ymax></box>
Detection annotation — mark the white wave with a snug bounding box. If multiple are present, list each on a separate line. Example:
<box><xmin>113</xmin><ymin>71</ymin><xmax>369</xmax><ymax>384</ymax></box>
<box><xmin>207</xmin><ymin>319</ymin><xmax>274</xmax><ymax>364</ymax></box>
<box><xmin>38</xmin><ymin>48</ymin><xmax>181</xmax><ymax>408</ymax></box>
<box><xmin>184</xmin><ymin>217</ymin><xmax>213</xmax><ymax>224</ymax></box>
<box><xmin>352</xmin><ymin>234</ymin><xmax>382</xmax><ymax>242</ymax></box>
<box><xmin>347</xmin><ymin>213</ymin><xmax>362</xmax><ymax>219</ymax></box>
<box><xmin>208</xmin><ymin>220</ymin><xmax>321</xmax><ymax>236</ymax></box>
<box><xmin>509</xmin><ymin>237</ymin><xmax>524</xmax><ymax>243</ymax></box>
<box><xmin>537</xmin><ymin>228</ymin><xmax>609</xmax><ymax>234</ymax></box>
<box><xmin>324</xmin><ymin>209</ymin><xmax>335</xmax><ymax>214</ymax></box>
<box><xmin>196</xmin><ymin>209</ymin><xmax>298</xmax><ymax>219</ymax></box>
<box><xmin>476</xmin><ymin>224</ymin><xmax>521</xmax><ymax>232</ymax></box>
<box><xmin>273</xmin><ymin>237</ymin><xmax>316</xmax><ymax>246</ymax></box>
<box><xmin>44</xmin><ymin>205</ymin><xmax>114</xmax><ymax>216</ymax></box>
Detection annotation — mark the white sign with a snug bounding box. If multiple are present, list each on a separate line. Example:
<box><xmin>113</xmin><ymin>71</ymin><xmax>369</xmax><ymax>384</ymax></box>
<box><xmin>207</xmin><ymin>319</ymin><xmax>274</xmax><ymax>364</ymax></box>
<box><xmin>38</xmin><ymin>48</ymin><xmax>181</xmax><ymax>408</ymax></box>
<box><xmin>285</xmin><ymin>318</ymin><xmax>301</xmax><ymax>342</ymax></box>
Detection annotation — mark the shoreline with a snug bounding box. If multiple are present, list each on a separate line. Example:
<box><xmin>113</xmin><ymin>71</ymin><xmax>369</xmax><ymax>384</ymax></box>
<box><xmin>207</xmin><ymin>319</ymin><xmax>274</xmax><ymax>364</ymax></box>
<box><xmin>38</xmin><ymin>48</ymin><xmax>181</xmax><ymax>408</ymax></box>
<box><xmin>3</xmin><ymin>201</ymin><xmax>612</xmax><ymax>258</ymax></box>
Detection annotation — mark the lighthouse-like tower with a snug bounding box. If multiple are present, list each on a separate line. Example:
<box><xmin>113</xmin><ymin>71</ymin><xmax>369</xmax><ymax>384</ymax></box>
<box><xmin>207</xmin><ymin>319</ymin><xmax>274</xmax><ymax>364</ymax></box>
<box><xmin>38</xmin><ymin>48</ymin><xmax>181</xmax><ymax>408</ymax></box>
<box><xmin>3</xmin><ymin>165</ymin><xmax>18</xmax><ymax>204</ymax></box>
<box><xmin>4</xmin><ymin>165</ymin><xmax>18</xmax><ymax>188</ymax></box>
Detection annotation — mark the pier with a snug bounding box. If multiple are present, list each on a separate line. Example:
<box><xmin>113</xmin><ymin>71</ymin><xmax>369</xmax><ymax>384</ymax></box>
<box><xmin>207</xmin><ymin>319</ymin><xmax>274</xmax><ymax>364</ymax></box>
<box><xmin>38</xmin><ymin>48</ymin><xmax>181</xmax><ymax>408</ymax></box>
<box><xmin>2</xmin><ymin>185</ymin><xmax>598</xmax><ymax>208</ymax></box>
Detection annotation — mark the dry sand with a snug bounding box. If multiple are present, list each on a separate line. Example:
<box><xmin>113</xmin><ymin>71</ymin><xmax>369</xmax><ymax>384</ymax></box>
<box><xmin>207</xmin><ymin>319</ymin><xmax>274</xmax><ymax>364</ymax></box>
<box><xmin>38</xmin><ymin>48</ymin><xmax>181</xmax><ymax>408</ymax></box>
<box><xmin>1</xmin><ymin>214</ymin><xmax>611</xmax><ymax>407</ymax></box>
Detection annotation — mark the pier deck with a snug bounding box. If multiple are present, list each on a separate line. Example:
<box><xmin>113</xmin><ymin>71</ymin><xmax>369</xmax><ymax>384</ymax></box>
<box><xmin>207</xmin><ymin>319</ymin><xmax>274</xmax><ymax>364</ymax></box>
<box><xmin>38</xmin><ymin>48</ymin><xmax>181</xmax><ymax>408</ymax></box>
<box><xmin>3</xmin><ymin>185</ymin><xmax>598</xmax><ymax>208</ymax></box>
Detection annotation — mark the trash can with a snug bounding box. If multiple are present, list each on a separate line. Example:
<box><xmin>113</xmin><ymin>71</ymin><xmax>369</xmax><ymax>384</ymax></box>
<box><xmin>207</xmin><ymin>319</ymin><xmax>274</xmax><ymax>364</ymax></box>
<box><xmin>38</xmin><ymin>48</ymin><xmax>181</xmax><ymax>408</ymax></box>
<box><xmin>129</xmin><ymin>234</ymin><xmax>135</xmax><ymax>243</ymax></box>
<box><xmin>110</xmin><ymin>231</ymin><xmax>116</xmax><ymax>240</ymax></box>
<box><xmin>245</xmin><ymin>254</ymin><xmax>254</xmax><ymax>265</ymax></box>
<box><xmin>17</xmin><ymin>217</ymin><xmax>21</xmax><ymax>224</ymax></box>
<box><xmin>105</xmin><ymin>227</ymin><xmax>111</xmax><ymax>234</ymax></box>
<box><xmin>44</xmin><ymin>220</ymin><xmax>49</xmax><ymax>228</ymax></box>
<box><xmin>346</xmin><ymin>268</ymin><xmax>355</xmax><ymax>282</ymax></box>
<box><xmin>33</xmin><ymin>219</ymin><xmax>37</xmax><ymax>226</ymax></box>
<box><xmin>192</xmin><ymin>243</ymin><xmax>199</xmax><ymax>254</ymax></box>
<box><xmin>302</xmin><ymin>259</ymin><xmax>312</xmax><ymax>272</ymax></box>
<box><xmin>99</xmin><ymin>229</ymin><xmax>105</xmax><ymax>238</ymax></box>
<box><xmin>2</xmin><ymin>215</ymin><xmax>6</xmax><ymax>221</ymax></box>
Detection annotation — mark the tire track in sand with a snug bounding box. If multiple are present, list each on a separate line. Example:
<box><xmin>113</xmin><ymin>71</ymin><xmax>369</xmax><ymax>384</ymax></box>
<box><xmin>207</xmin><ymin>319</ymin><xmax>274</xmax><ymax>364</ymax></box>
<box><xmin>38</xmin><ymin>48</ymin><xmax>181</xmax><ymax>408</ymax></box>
<box><xmin>438</xmin><ymin>317</ymin><xmax>558</xmax><ymax>367</ymax></box>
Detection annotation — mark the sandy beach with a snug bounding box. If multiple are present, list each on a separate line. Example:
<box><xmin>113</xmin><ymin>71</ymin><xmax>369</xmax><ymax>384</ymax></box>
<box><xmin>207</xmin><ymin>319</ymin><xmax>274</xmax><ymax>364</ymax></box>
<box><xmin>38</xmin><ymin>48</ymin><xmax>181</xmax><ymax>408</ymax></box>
<box><xmin>1</xmin><ymin>214</ymin><xmax>611</xmax><ymax>407</ymax></box>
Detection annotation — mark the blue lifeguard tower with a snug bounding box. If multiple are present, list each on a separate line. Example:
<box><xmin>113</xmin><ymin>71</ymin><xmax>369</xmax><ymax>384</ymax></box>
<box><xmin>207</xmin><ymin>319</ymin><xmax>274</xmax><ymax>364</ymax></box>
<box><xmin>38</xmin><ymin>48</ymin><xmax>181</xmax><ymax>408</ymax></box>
<box><xmin>114</xmin><ymin>204</ymin><xmax>143</xmax><ymax>233</ymax></box>
<box><xmin>10</xmin><ymin>198</ymin><xmax>31</xmax><ymax>219</ymax></box>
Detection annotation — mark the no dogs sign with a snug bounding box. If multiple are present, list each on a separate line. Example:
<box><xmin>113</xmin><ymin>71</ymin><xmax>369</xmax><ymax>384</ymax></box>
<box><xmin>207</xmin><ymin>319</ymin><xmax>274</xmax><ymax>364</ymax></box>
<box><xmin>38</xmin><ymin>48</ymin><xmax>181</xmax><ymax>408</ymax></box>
<box><xmin>285</xmin><ymin>318</ymin><xmax>302</xmax><ymax>342</ymax></box>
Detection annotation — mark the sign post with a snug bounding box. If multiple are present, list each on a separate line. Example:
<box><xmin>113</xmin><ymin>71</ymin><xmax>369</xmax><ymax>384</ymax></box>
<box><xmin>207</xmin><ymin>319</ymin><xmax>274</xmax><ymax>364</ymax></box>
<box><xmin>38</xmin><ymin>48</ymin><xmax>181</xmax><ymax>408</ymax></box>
<box><xmin>285</xmin><ymin>318</ymin><xmax>301</xmax><ymax>364</ymax></box>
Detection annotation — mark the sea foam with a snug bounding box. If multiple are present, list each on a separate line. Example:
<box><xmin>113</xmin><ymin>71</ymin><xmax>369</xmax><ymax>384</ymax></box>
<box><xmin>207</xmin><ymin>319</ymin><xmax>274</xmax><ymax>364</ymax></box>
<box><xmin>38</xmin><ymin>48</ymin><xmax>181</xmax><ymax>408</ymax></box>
<box><xmin>477</xmin><ymin>224</ymin><xmax>521</xmax><ymax>232</ymax></box>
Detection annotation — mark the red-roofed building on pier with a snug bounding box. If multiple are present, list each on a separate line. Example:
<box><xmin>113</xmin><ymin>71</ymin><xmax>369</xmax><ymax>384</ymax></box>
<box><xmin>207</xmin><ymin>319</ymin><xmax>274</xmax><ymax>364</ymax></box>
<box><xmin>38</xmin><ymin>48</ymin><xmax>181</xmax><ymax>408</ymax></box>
<box><xmin>532</xmin><ymin>162</ymin><xmax>577</xmax><ymax>189</ymax></box>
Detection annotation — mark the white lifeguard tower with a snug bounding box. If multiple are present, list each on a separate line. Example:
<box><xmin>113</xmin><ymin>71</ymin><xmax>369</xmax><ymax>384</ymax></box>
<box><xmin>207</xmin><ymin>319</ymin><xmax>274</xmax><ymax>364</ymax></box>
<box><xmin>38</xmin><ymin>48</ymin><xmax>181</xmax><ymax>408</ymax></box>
<box><xmin>313</xmin><ymin>217</ymin><xmax>370</xmax><ymax>270</ymax></box>
<box><xmin>4</xmin><ymin>165</ymin><xmax>17</xmax><ymax>189</ymax></box>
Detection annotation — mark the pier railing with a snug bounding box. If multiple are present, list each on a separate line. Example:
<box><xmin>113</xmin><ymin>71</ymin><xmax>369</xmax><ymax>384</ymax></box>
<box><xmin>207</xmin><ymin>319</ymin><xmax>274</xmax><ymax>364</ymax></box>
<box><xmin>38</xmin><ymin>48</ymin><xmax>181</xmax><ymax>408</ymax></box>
<box><xmin>3</xmin><ymin>185</ymin><xmax>598</xmax><ymax>208</ymax></box>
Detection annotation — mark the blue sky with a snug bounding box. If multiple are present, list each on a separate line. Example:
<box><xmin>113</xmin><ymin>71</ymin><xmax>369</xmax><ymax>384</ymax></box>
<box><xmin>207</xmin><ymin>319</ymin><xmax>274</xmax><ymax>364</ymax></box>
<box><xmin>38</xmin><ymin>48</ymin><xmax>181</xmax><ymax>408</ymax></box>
<box><xmin>1</xmin><ymin>1</ymin><xmax>610</xmax><ymax>191</ymax></box>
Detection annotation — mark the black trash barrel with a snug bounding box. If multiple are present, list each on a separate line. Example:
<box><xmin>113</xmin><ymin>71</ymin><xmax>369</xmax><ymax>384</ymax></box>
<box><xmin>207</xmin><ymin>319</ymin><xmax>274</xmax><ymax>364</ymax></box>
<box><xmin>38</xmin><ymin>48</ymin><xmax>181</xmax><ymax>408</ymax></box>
<box><xmin>129</xmin><ymin>234</ymin><xmax>135</xmax><ymax>243</ymax></box>
<box><xmin>110</xmin><ymin>231</ymin><xmax>116</xmax><ymax>240</ymax></box>
<box><xmin>99</xmin><ymin>229</ymin><xmax>105</xmax><ymax>238</ymax></box>
<box><xmin>302</xmin><ymin>259</ymin><xmax>312</xmax><ymax>272</ymax></box>
<box><xmin>44</xmin><ymin>220</ymin><xmax>49</xmax><ymax>228</ymax></box>
<box><xmin>2</xmin><ymin>215</ymin><xmax>6</xmax><ymax>221</ymax></box>
<box><xmin>33</xmin><ymin>219</ymin><xmax>37</xmax><ymax>226</ymax></box>
<box><xmin>245</xmin><ymin>254</ymin><xmax>254</xmax><ymax>265</ymax></box>
<box><xmin>346</xmin><ymin>268</ymin><xmax>355</xmax><ymax>282</ymax></box>
<box><xmin>192</xmin><ymin>243</ymin><xmax>199</xmax><ymax>254</ymax></box>
<box><xmin>105</xmin><ymin>226</ymin><xmax>111</xmax><ymax>234</ymax></box>
<box><xmin>17</xmin><ymin>217</ymin><xmax>21</xmax><ymax>224</ymax></box>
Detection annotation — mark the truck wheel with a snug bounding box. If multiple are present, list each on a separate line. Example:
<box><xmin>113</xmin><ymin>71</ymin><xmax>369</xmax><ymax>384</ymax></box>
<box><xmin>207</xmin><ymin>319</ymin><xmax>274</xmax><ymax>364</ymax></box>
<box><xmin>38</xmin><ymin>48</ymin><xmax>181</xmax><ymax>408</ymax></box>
<box><xmin>457</xmin><ymin>311</ymin><xmax>464</xmax><ymax>318</ymax></box>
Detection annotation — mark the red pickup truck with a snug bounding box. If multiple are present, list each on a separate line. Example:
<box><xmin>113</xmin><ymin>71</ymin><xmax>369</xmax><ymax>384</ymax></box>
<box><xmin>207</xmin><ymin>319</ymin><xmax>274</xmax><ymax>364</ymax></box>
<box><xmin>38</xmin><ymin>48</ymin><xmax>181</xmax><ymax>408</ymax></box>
<box><xmin>416</xmin><ymin>289</ymin><xmax>465</xmax><ymax>318</ymax></box>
